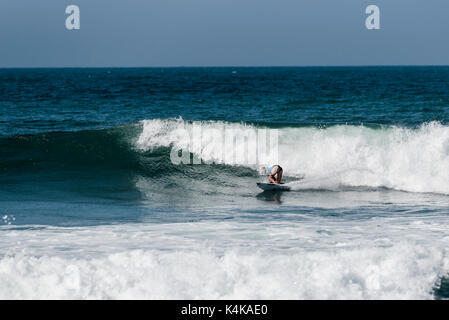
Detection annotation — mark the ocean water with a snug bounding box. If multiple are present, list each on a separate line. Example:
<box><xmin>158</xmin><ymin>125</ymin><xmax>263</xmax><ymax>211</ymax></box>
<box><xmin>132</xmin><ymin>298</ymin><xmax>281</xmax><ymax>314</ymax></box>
<box><xmin>1</xmin><ymin>67</ymin><xmax>449</xmax><ymax>299</ymax></box>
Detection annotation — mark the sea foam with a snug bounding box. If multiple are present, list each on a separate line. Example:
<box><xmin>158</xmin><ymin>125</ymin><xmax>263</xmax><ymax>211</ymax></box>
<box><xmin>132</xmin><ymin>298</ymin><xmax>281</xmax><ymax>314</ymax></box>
<box><xmin>1</xmin><ymin>219</ymin><xmax>448</xmax><ymax>300</ymax></box>
<box><xmin>0</xmin><ymin>243</ymin><xmax>446</xmax><ymax>299</ymax></box>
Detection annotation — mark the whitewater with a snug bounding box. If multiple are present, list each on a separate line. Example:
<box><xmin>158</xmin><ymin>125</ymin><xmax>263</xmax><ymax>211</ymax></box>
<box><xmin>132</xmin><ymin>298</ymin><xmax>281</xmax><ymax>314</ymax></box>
<box><xmin>1</xmin><ymin>217</ymin><xmax>448</xmax><ymax>299</ymax></box>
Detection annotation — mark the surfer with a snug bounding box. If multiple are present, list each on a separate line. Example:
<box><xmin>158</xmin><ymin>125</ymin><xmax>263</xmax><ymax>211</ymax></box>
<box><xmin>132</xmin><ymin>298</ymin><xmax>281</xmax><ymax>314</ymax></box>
<box><xmin>260</xmin><ymin>165</ymin><xmax>283</xmax><ymax>184</ymax></box>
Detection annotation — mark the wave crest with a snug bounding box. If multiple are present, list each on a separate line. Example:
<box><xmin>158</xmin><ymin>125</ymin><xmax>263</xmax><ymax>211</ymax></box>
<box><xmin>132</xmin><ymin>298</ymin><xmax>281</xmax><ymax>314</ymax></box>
<box><xmin>136</xmin><ymin>119</ymin><xmax>449</xmax><ymax>194</ymax></box>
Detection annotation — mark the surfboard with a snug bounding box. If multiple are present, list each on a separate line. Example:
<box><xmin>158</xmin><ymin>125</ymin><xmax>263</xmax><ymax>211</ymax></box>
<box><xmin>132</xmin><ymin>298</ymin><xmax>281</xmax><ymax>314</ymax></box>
<box><xmin>257</xmin><ymin>182</ymin><xmax>291</xmax><ymax>191</ymax></box>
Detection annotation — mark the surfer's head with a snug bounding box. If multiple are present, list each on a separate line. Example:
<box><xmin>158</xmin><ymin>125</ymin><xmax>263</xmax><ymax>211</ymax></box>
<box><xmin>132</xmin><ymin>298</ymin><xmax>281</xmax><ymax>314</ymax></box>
<box><xmin>259</xmin><ymin>166</ymin><xmax>268</xmax><ymax>175</ymax></box>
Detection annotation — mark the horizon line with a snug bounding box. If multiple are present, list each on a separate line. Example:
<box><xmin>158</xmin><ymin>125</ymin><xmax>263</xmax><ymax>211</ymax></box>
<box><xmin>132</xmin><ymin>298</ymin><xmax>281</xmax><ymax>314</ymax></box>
<box><xmin>1</xmin><ymin>64</ymin><xmax>449</xmax><ymax>69</ymax></box>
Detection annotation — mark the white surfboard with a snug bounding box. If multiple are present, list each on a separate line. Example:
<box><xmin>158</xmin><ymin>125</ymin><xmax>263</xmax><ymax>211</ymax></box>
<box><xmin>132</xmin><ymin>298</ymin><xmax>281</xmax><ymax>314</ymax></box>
<box><xmin>257</xmin><ymin>182</ymin><xmax>291</xmax><ymax>191</ymax></box>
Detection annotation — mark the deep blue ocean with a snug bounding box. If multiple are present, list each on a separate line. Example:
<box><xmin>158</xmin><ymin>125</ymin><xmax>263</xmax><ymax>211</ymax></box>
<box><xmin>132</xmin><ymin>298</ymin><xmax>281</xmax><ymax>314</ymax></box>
<box><xmin>1</xmin><ymin>67</ymin><xmax>449</xmax><ymax>299</ymax></box>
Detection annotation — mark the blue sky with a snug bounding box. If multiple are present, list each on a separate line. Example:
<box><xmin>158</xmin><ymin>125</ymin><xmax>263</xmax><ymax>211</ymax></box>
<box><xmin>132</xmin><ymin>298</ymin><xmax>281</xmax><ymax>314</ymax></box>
<box><xmin>1</xmin><ymin>0</ymin><xmax>448</xmax><ymax>67</ymax></box>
